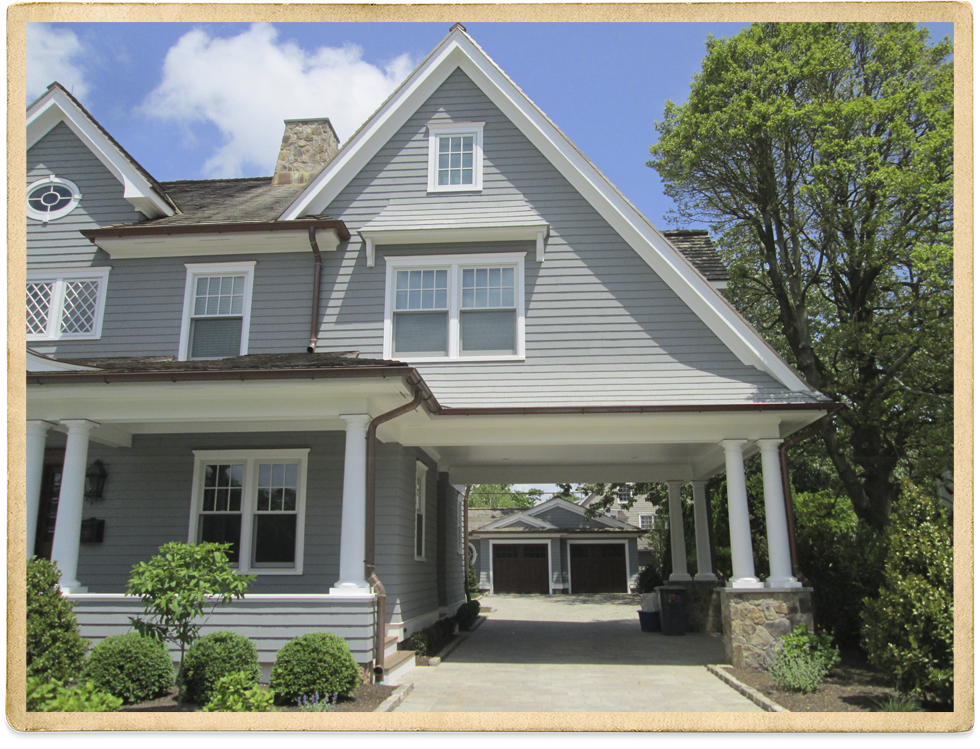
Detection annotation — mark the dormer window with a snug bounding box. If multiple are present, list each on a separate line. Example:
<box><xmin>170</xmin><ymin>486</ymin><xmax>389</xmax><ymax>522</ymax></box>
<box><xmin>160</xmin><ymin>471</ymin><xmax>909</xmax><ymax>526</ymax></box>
<box><xmin>427</xmin><ymin>122</ymin><xmax>484</xmax><ymax>192</ymax></box>
<box><xmin>27</xmin><ymin>176</ymin><xmax>81</xmax><ymax>222</ymax></box>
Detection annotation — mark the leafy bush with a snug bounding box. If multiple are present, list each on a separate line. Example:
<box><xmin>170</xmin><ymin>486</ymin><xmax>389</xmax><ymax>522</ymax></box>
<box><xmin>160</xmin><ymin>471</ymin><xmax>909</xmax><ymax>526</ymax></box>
<box><xmin>83</xmin><ymin>632</ymin><xmax>175</xmax><ymax>704</ymax></box>
<box><xmin>455</xmin><ymin>600</ymin><xmax>480</xmax><ymax>631</ymax></box>
<box><xmin>467</xmin><ymin>564</ymin><xmax>480</xmax><ymax>595</ymax></box>
<box><xmin>765</xmin><ymin>624</ymin><xmax>840</xmax><ymax>694</ymax></box>
<box><xmin>636</xmin><ymin>565</ymin><xmax>663</xmax><ymax>594</ymax></box>
<box><xmin>182</xmin><ymin>631</ymin><xmax>260</xmax><ymax>705</ymax></box>
<box><xmin>26</xmin><ymin>557</ymin><xmax>89</xmax><ymax>683</ymax></box>
<box><xmin>872</xmin><ymin>694</ymin><xmax>925</xmax><ymax>712</ymax></box>
<box><xmin>402</xmin><ymin>631</ymin><xmax>429</xmax><ymax>657</ymax></box>
<box><xmin>27</xmin><ymin>677</ymin><xmax>123</xmax><ymax>712</ymax></box>
<box><xmin>862</xmin><ymin>482</ymin><xmax>953</xmax><ymax>706</ymax></box>
<box><xmin>269</xmin><ymin>633</ymin><xmax>359</xmax><ymax>704</ymax></box>
<box><xmin>201</xmin><ymin>671</ymin><xmax>275</xmax><ymax>712</ymax></box>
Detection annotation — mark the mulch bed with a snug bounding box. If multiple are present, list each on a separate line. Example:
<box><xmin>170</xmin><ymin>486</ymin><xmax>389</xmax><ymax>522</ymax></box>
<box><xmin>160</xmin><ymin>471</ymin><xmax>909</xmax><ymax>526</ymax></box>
<box><xmin>119</xmin><ymin>682</ymin><xmax>396</xmax><ymax>713</ymax></box>
<box><xmin>729</xmin><ymin>649</ymin><xmax>945</xmax><ymax>712</ymax></box>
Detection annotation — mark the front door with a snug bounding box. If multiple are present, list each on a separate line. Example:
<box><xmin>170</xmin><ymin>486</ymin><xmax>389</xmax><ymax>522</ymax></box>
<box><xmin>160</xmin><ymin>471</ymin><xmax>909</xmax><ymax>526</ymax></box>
<box><xmin>492</xmin><ymin>543</ymin><xmax>549</xmax><ymax>594</ymax></box>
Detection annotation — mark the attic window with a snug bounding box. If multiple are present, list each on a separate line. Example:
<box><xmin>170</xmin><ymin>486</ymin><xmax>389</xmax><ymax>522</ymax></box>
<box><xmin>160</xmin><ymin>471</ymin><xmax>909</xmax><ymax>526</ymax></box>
<box><xmin>27</xmin><ymin>176</ymin><xmax>81</xmax><ymax>222</ymax></box>
<box><xmin>427</xmin><ymin>122</ymin><xmax>484</xmax><ymax>192</ymax></box>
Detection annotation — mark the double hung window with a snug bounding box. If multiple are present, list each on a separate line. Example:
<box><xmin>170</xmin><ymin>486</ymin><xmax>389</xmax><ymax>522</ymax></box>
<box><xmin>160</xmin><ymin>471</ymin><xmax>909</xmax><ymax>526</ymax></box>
<box><xmin>26</xmin><ymin>267</ymin><xmax>109</xmax><ymax>341</ymax></box>
<box><xmin>427</xmin><ymin>122</ymin><xmax>484</xmax><ymax>192</ymax></box>
<box><xmin>385</xmin><ymin>253</ymin><xmax>525</xmax><ymax>361</ymax></box>
<box><xmin>179</xmin><ymin>262</ymin><xmax>255</xmax><ymax>360</ymax></box>
<box><xmin>190</xmin><ymin>450</ymin><xmax>308</xmax><ymax>574</ymax></box>
<box><xmin>638</xmin><ymin>513</ymin><xmax>655</xmax><ymax>531</ymax></box>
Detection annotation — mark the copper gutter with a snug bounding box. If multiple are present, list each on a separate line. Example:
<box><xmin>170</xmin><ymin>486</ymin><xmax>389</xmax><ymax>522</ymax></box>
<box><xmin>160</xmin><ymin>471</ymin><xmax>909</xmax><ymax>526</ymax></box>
<box><xmin>80</xmin><ymin>218</ymin><xmax>351</xmax><ymax>241</ymax></box>
<box><xmin>27</xmin><ymin>365</ymin><xmax>419</xmax><ymax>386</ymax></box>
<box><xmin>438</xmin><ymin>402</ymin><xmax>837</xmax><ymax>416</ymax></box>
<box><xmin>307</xmin><ymin>226</ymin><xmax>323</xmax><ymax>353</ymax></box>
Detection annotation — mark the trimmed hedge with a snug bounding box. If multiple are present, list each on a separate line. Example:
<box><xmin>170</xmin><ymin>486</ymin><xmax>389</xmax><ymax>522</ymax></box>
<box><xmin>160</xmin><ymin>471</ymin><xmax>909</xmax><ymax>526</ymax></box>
<box><xmin>454</xmin><ymin>601</ymin><xmax>480</xmax><ymax>631</ymax></box>
<box><xmin>269</xmin><ymin>633</ymin><xmax>359</xmax><ymax>704</ymax></box>
<box><xmin>27</xmin><ymin>557</ymin><xmax>88</xmax><ymax>683</ymax></box>
<box><xmin>182</xmin><ymin>631</ymin><xmax>260</xmax><ymax>705</ymax></box>
<box><xmin>83</xmin><ymin>633</ymin><xmax>175</xmax><ymax>704</ymax></box>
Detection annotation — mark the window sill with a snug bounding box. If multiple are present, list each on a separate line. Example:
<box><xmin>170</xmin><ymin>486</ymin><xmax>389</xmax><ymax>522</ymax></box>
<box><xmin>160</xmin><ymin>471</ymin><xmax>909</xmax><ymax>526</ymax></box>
<box><xmin>234</xmin><ymin>568</ymin><xmax>304</xmax><ymax>576</ymax></box>
<box><xmin>426</xmin><ymin>186</ymin><xmax>483</xmax><ymax>194</ymax></box>
<box><xmin>28</xmin><ymin>334</ymin><xmax>101</xmax><ymax>342</ymax></box>
<box><xmin>395</xmin><ymin>355</ymin><xmax>525</xmax><ymax>364</ymax></box>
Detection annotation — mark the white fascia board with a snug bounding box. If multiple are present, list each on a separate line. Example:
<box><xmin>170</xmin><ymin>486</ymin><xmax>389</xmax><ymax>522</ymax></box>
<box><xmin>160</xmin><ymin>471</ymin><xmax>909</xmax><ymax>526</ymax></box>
<box><xmin>283</xmin><ymin>29</ymin><xmax>810</xmax><ymax>393</ymax></box>
<box><xmin>27</xmin><ymin>89</ymin><xmax>174</xmax><ymax>219</ymax></box>
<box><xmin>482</xmin><ymin>513</ymin><xmax>555</xmax><ymax>531</ymax></box>
<box><xmin>94</xmin><ymin>228</ymin><xmax>340</xmax><ymax>259</ymax></box>
<box><xmin>360</xmin><ymin>223</ymin><xmax>547</xmax><ymax>247</ymax></box>
<box><xmin>526</xmin><ymin>496</ymin><xmax>586</xmax><ymax>518</ymax></box>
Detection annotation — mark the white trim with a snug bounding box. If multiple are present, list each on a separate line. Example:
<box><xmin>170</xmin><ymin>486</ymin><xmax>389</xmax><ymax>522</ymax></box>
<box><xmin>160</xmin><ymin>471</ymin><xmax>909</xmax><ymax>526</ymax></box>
<box><xmin>414</xmin><ymin>460</ymin><xmax>429</xmax><ymax>561</ymax></box>
<box><xmin>177</xmin><ymin>261</ymin><xmax>256</xmax><ymax>361</ymax></box>
<box><xmin>27</xmin><ymin>86</ymin><xmax>174</xmax><ymax>218</ymax></box>
<box><xmin>637</xmin><ymin>512</ymin><xmax>656</xmax><ymax>531</ymax></box>
<box><xmin>95</xmin><ymin>228</ymin><xmax>341</xmax><ymax>259</ymax></box>
<box><xmin>27</xmin><ymin>349</ymin><xmax>100</xmax><ymax>372</ymax></box>
<box><xmin>566</xmin><ymin>538</ymin><xmax>631</xmax><ymax>595</ymax></box>
<box><xmin>26</xmin><ymin>266</ymin><xmax>110</xmax><ymax>342</ymax></box>
<box><xmin>188</xmin><ymin>448</ymin><xmax>310</xmax><ymax>575</ymax></box>
<box><xmin>360</xmin><ymin>224</ymin><xmax>547</xmax><ymax>268</ymax></box>
<box><xmin>481</xmin><ymin>512</ymin><xmax>555</xmax><ymax>531</ymax></box>
<box><xmin>488</xmin><ymin>539</ymin><xmax>553</xmax><ymax>595</ymax></box>
<box><xmin>427</xmin><ymin>121</ymin><xmax>484</xmax><ymax>192</ymax></box>
<box><xmin>468</xmin><ymin>541</ymin><xmax>478</xmax><ymax>567</ymax></box>
<box><xmin>383</xmin><ymin>252</ymin><xmax>526</xmax><ymax>362</ymax></box>
<box><xmin>279</xmin><ymin>28</ymin><xmax>811</xmax><ymax>393</ymax></box>
<box><xmin>27</xmin><ymin>175</ymin><xmax>81</xmax><ymax>222</ymax></box>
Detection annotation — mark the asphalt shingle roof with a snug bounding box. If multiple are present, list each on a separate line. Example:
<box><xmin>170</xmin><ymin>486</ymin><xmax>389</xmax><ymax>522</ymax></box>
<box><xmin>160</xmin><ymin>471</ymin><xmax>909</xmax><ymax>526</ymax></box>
<box><xmin>153</xmin><ymin>178</ymin><xmax>308</xmax><ymax>225</ymax></box>
<box><xmin>45</xmin><ymin>352</ymin><xmax>404</xmax><ymax>373</ymax></box>
<box><xmin>663</xmin><ymin>229</ymin><xmax>729</xmax><ymax>283</ymax></box>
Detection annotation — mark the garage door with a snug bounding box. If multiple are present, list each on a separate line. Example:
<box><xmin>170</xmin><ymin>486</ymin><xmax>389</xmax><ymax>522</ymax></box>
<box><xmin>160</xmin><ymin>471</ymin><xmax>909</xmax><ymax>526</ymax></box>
<box><xmin>570</xmin><ymin>544</ymin><xmax>627</xmax><ymax>593</ymax></box>
<box><xmin>493</xmin><ymin>544</ymin><xmax>549</xmax><ymax>594</ymax></box>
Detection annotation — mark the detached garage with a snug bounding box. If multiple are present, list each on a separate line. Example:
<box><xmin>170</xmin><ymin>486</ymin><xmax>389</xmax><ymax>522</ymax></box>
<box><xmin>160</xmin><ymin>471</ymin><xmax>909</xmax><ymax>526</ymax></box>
<box><xmin>469</xmin><ymin>498</ymin><xmax>644</xmax><ymax>595</ymax></box>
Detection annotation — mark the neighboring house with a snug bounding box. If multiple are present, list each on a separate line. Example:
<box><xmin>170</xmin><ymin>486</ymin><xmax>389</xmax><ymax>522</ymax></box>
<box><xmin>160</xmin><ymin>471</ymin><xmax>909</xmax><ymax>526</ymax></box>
<box><xmin>469</xmin><ymin>498</ymin><xmax>645</xmax><ymax>594</ymax></box>
<box><xmin>578</xmin><ymin>493</ymin><xmax>664</xmax><ymax>570</ymax></box>
<box><xmin>23</xmin><ymin>25</ymin><xmax>832</xmax><ymax>681</ymax></box>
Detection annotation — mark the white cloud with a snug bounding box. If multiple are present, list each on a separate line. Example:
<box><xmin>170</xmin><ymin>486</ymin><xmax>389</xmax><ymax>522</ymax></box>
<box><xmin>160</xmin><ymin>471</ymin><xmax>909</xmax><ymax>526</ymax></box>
<box><xmin>27</xmin><ymin>23</ymin><xmax>90</xmax><ymax>101</ymax></box>
<box><xmin>139</xmin><ymin>23</ymin><xmax>415</xmax><ymax>178</ymax></box>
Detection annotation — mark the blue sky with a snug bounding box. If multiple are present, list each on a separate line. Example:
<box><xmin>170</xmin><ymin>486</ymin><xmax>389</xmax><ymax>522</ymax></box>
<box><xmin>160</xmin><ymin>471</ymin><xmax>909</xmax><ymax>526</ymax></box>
<box><xmin>27</xmin><ymin>21</ymin><xmax>953</xmax><ymax>228</ymax></box>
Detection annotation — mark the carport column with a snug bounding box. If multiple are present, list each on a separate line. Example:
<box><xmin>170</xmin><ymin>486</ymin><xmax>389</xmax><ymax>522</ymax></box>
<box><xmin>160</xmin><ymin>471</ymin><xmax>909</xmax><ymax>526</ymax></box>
<box><xmin>26</xmin><ymin>420</ymin><xmax>55</xmax><ymax>558</ymax></box>
<box><xmin>691</xmin><ymin>481</ymin><xmax>716</xmax><ymax>580</ymax></box>
<box><xmin>333</xmin><ymin>414</ymin><xmax>372</xmax><ymax>594</ymax></box>
<box><xmin>666</xmin><ymin>481</ymin><xmax>691</xmax><ymax>581</ymax></box>
<box><xmin>720</xmin><ymin>440</ymin><xmax>763</xmax><ymax>589</ymax></box>
<box><xmin>51</xmin><ymin>419</ymin><xmax>98</xmax><ymax>592</ymax></box>
<box><xmin>757</xmin><ymin>439</ymin><xmax>802</xmax><ymax>588</ymax></box>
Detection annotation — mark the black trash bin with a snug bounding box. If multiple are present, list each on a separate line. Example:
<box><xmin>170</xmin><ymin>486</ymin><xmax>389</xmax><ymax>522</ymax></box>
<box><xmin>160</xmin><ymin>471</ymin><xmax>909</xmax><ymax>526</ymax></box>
<box><xmin>658</xmin><ymin>587</ymin><xmax>687</xmax><ymax>636</ymax></box>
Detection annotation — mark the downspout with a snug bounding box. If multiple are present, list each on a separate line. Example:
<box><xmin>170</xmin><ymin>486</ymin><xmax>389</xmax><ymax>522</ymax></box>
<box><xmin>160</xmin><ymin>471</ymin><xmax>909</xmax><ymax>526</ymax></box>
<box><xmin>365</xmin><ymin>373</ymin><xmax>432</xmax><ymax>679</ymax></box>
<box><xmin>778</xmin><ymin>417</ymin><xmax>830</xmax><ymax>585</ymax></box>
<box><xmin>463</xmin><ymin>485</ymin><xmax>471</xmax><ymax>602</ymax></box>
<box><xmin>306</xmin><ymin>227</ymin><xmax>322</xmax><ymax>353</ymax></box>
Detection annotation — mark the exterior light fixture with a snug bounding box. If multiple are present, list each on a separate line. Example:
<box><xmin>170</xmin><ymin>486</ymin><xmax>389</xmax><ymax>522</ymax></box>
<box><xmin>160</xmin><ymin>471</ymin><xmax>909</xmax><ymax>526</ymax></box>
<box><xmin>84</xmin><ymin>460</ymin><xmax>108</xmax><ymax>501</ymax></box>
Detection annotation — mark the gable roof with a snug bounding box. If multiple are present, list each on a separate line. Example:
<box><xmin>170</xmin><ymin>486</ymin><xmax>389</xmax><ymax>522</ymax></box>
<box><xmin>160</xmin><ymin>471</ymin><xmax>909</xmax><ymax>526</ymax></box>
<box><xmin>27</xmin><ymin>83</ymin><xmax>176</xmax><ymax>219</ymax></box>
<box><xmin>277</xmin><ymin>27</ymin><xmax>813</xmax><ymax>394</ymax></box>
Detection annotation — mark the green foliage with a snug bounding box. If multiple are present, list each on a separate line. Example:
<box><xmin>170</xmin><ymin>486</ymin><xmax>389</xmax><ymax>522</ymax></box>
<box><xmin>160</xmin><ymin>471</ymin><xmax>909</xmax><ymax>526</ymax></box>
<box><xmin>26</xmin><ymin>557</ymin><xmax>89</xmax><ymax>683</ymax></box>
<box><xmin>297</xmin><ymin>692</ymin><xmax>337</xmax><ymax>712</ymax></box>
<box><xmin>781</xmin><ymin>623</ymin><xmax>841</xmax><ymax>674</ymax></box>
<box><xmin>201</xmin><ymin>671</ymin><xmax>275</xmax><ymax>712</ymax></box>
<box><xmin>649</xmin><ymin>22</ymin><xmax>953</xmax><ymax>530</ymax></box>
<box><xmin>455</xmin><ymin>601</ymin><xmax>480</xmax><ymax>631</ymax></box>
<box><xmin>467</xmin><ymin>563</ymin><xmax>480</xmax><ymax>595</ymax></box>
<box><xmin>636</xmin><ymin>565</ymin><xmax>663</xmax><ymax>594</ymax></box>
<box><xmin>126</xmin><ymin>542</ymin><xmax>254</xmax><ymax>695</ymax></box>
<box><xmin>467</xmin><ymin>483</ymin><xmax>543</xmax><ymax>508</ymax></box>
<box><xmin>182</xmin><ymin>631</ymin><xmax>260</xmax><ymax>705</ymax></box>
<box><xmin>269</xmin><ymin>633</ymin><xmax>360</xmax><ymax>704</ymax></box>
<box><xmin>873</xmin><ymin>694</ymin><xmax>925</xmax><ymax>712</ymax></box>
<box><xmin>862</xmin><ymin>482</ymin><xmax>953</xmax><ymax>705</ymax></box>
<box><xmin>83</xmin><ymin>632</ymin><xmax>175</xmax><ymax>704</ymax></box>
<box><xmin>767</xmin><ymin>624</ymin><xmax>840</xmax><ymax>693</ymax></box>
<box><xmin>403</xmin><ymin>631</ymin><xmax>429</xmax><ymax>657</ymax></box>
<box><xmin>27</xmin><ymin>677</ymin><xmax>123</xmax><ymax>712</ymax></box>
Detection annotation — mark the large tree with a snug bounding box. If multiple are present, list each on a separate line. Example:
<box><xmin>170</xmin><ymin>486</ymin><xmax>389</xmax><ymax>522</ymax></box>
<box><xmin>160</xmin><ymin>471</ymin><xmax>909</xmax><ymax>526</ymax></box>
<box><xmin>467</xmin><ymin>484</ymin><xmax>544</xmax><ymax>508</ymax></box>
<box><xmin>649</xmin><ymin>23</ymin><xmax>953</xmax><ymax>529</ymax></box>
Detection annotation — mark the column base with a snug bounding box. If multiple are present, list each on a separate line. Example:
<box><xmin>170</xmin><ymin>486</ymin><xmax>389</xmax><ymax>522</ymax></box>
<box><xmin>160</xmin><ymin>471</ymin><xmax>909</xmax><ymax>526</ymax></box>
<box><xmin>720</xmin><ymin>587</ymin><xmax>814</xmax><ymax>669</ymax></box>
<box><xmin>765</xmin><ymin>578</ymin><xmax>803</xmax><ymax>589</ymax></box>
<box><xmin>668</xmin><ymin>573</ymin><xmax>693</xmax><ymax>581</ymax></box>
<box><xmin>330</xmin><ymin>583</ymin><xmax>373</xmax><ymax>596</ymax></box>
<box><xmin>694</xmin><ymin>572</ymin><xmax>719</xmax><ymax>581</ymax></box>
<box><xmin>727</xmin><ymin>578</ymin><xmax>765</xmax><ymax>589</ymax></box>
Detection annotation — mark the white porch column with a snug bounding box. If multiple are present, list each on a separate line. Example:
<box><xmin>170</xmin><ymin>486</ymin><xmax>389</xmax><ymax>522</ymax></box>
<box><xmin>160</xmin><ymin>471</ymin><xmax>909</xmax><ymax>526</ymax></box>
<box><xmin>720</xmin><ymin>440</ymin><xmax>763</xmax><ymax>589</ymax></box>
<box><xmin>332</xmin><ymin>414</ymin><xmax>372</xmax><ymax>594</ymax></box>
<box><xmin>26</xmin><ymin>421</ymin><xmax>55</xmax><ymax>558</ymax></box>
<box><xmin>51</xmin><ymin>419</ymin><xmax>98</xmax><ymax>592</ymax></box>
<box><xmin>757</xmin><ymin>439</ymin><xmax>802</xmax><ymax>588</ymax></box>
<box><xmin>691</xmin><ymin>480</ymin><xmax>716</xmax><ymax>581</ymax></box>
<box><xmin>666</xmin><ymin>481</ymin><xmax>691</xmax><ymax>581</ymax></box>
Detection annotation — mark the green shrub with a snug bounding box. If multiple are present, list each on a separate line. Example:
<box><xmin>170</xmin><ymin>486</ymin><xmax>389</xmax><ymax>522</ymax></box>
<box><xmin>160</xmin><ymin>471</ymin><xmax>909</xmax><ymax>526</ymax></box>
<box><xmin>182</xmin><ymin>631</ymin><xmax>260</xmax><ymax>705</ymax></box>
<box><xmin>402</xmin><ymin>631</ymin><xmax>429</xmax><ymax>656</ymax></box>
<box><xmin>862</xmin><ymin>482</ymin><xmax>953</xmax><ymax>706</ymax></box>
<box><xmin>780</xmin><ymin>623</ymin><xmax>840</xmax><ymax>674</ymax></box>
<box><xmin>26</xmin><ymin>557</ymin><xmax>89</xmax><ymax>683</ymax></box>
<box><xmin>455</xmin><ymin>600</ymin><xmax>480</xmax><ymax>631</ymax></box>
<box><xmin>765</xmin><ymin>624</ymin><xmax>839</xmax><ymax>694</ymax></box>
<box><xmin>27</xmin><ymin>677</ymin><xmax>122</xmax><ymax>712</ymax></box>
<box><xmin>83</xmin><ymin>632</ymin><xmax>175</xmax><ymax>704</ymax></box>
<box><xmin>201</xmin><ymin>671</ymin><xmax>275</xmax><ymax>712</ymax></box>
<box><xmin>269</xmin><ymin>633</ymin><xmax>359</xmax><ymax>705</ymax></box>
<box><xmin>467</xmin><ymin>564</ymin><xmax>479</xmax><ymax>595</ymax></box>
<box><xmin>636</xmin><ymin>565</ymin><xmax>663</xmax><ymax>594</ymax></box>
<box><xmin>297</xmin><ymin>692</ymin><xmax>338</xmax><ymax>712</ymax></box>
<box><xmin>872</xmin><ymin>694</ymin><xmax>925</xmax><ymax>712</ymax></box>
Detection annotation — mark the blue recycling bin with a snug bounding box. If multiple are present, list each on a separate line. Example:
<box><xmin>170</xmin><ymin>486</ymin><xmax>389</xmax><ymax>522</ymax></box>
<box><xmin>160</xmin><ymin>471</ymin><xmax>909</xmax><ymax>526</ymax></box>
<box><xmin>658</xmin><ymin>587</ymin><xmax>688</xmax><ymax>636</ymax></box>
<box><xmin>638</xmin><ymin>610</ymin><xmax>661</xmax><ymax>632</ymax></box>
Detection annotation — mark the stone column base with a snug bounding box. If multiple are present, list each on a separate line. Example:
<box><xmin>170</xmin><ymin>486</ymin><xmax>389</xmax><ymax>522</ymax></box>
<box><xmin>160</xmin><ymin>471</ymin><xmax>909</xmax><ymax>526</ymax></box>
<box><xmin>662</xmin><ymin>579</ymin><xmax>725</xmax><ymax>633</ymax></box>
<box><xmin>720</xmin><ymin>588</ymin><xmax>814</xmax><ymax>669</ymax></box>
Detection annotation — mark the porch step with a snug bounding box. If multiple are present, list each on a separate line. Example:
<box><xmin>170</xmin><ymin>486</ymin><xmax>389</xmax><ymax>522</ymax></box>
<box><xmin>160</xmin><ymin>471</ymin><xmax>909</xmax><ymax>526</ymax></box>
<box><xmin>381</xmin><ymin>649</ymin><xmax>416</xmax><ymax>687</ymax></box>
<box><xmin>384</xmin><ymin>635</ymin><xmax>398</xmax><ymax>660</ymax></box>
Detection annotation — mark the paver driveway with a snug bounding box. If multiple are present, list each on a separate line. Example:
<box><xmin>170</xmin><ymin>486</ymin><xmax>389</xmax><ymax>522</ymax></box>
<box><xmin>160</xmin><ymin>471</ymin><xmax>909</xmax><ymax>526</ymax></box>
<box><xmin>393</xmin><ymin>593</ymin><xmax>762</xmax><ymax>712</ymax></box>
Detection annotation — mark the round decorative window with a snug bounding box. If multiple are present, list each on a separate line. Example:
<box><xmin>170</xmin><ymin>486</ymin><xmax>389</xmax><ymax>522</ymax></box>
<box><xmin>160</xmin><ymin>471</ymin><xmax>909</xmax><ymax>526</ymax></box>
<box><xmin>27</xmin><ymin>176</ymin><xmax>81</xmax><ymax>222</ymax></box>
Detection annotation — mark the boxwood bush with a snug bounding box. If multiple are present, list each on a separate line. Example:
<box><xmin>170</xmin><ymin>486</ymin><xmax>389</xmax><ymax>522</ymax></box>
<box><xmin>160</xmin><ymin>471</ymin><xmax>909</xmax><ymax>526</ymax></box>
<box><xmin>27</xmin><ymin>557</ymin><xmax>89</xmax><ymax>683</ymax></box>
<box><xmin>269</xmin><ymin>633</ymin><xmax>359</xmax><ymax>705</ymax></box>
<box><xmin>182</xmin><ymin>631</ymin><xmax>260</xmax><ymax>705</ymax></box>
<box><xmin>82</xmin><ymin>632</ymin><xmax>175</xmax><ymax>704</ymax></box>
<box><xmin>454</xmin><ymin>600</ymin><xmax>480</xmax><ymax>631</ymax></box>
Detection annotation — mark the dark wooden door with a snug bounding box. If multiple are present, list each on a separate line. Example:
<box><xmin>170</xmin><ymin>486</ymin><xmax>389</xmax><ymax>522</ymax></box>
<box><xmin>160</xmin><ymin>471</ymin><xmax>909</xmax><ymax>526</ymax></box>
<box><xmin>34</xmin><ymin>463</ymin><xmax>63</xmax><ymax>560</ymax></box>
<box><xmin>492</xmin><ymin>543</ymin><xmax>549</xmax><ymax>594</ymax></box>
<box><xmin>570</xmin><ymin>544</ymin><xmax>627</xmax><ymax>593</ymax></box>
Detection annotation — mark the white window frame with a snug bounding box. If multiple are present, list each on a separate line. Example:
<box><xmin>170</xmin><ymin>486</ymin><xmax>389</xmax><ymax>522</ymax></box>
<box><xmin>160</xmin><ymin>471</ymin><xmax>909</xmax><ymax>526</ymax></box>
<box><xmin>27</xmin><ymin>175</ymin><xmax>82</xmax><ymax>222</ymax></box>
<box><xmin>26</xmin><ymin>267</ymin><xmax>110</xmax><ymax>341</ymax></box>
<box><xmin>638</xmin><ymin>513</ymin><xmax>655</xmax><ymax>531</ymax></box>
<box><xmin>415</xmin><ymin>460</ymin><xmax>429</xmax><ymax>561</ymax></box>
<box><xmin>427</xmin><ymin>122</ymin><xmax>485</xmax><ymax>192</ymax></box>
<box><xmin>383</xmin><ymin>252</ymin><xmax>526</xmax><ymax>362</ymax></box>
<box><xmin>188</xmin><ymin>449</ymin><xmax>309</xmax><ymax>575</ymax></box>
<box><xmin>178</xmin><ymin>261</ymin><xmax>256</xmax><ymax>361</ymax></box>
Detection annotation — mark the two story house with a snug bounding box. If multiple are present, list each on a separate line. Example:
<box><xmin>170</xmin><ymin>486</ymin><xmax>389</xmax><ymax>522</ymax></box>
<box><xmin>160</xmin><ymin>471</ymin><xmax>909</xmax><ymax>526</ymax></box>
<box><xmin>24</xmin><ymin>25</ymin><xmax>832</xmax><ymax>680</ymax></box>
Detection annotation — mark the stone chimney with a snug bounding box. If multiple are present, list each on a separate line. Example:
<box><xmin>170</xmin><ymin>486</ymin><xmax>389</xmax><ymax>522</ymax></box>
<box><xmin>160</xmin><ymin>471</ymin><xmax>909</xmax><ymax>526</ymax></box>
<box><xmin>271</xmin><ymin>118</ymin><xmax>340</xmax><ymax>186</ymax></box>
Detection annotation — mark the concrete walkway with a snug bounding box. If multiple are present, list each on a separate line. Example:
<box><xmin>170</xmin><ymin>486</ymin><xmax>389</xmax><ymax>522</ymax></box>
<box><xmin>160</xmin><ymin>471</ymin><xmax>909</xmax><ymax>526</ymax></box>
<box><xmin>394</xmin><ymin>594</ymin><xmax>762</xmax><ymax>712</ymax></box>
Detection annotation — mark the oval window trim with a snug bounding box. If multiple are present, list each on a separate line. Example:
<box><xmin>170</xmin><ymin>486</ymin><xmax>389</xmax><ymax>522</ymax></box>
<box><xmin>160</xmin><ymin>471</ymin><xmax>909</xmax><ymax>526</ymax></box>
<box><xmin>27</xmin><ymin>176</ymin><xmax>81</xmax><ymax>222</ymax></box>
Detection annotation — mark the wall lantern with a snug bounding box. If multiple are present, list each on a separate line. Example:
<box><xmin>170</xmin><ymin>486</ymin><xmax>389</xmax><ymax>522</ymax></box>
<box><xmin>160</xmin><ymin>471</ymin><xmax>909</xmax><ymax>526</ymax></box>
<box><xmin>84</xmin><ymin>460</ymin><xmax>108</xmax><ymax>501</ymax></box>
